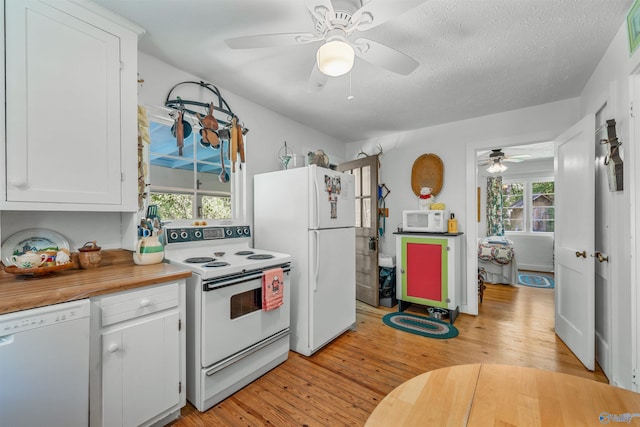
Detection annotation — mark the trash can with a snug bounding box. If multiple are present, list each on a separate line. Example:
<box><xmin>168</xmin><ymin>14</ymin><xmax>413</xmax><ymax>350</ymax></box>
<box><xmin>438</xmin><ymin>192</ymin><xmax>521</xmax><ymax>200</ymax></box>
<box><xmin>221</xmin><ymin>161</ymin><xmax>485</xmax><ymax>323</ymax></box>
<box><xmin>379</xmin><ymin>253</ymin><xmax>397</xmax><ymax>308</ymax></box>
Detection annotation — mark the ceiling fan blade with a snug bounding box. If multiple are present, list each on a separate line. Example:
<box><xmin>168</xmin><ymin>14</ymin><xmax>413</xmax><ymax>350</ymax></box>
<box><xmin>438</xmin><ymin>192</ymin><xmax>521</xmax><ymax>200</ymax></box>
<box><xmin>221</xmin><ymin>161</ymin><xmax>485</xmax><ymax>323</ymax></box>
<box><xmin>353</xmin><ymin>38</ymin><xmax>418</xmax><ymax>75</ymax></box>
<box><xmin>304</xmin><ymin>0</ymin><xmax>335</xmax><ymax>23</ymax></box>
<box><xmin>225</xmin><ymin>32</ymin><xmax>319</xmax><ymax>49</ymax></box>
<box><xmin>351</xmin><ymin>0</ymin><xmax>426</xmax><ymax>32</ymax></box>
<box><xmin>308</xmin><ymin>63</ymin><xmax>329</xmax><ymax>92</ymax></box>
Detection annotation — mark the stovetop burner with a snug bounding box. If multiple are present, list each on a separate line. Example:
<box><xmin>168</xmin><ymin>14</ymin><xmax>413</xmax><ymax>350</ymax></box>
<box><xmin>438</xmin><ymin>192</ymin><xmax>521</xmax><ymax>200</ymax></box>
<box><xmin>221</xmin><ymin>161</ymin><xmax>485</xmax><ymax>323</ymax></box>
<box><xmin>185</xmin><ymin>257</ymin><xmax>215</xmax><ymax>263</ymax></box>
<box><xmin>235</xmin><ymin>250</ymin><xmax>254</xmax><ymax>256</ymax></box>
<box><xmin>203</xmin><ymin>261</ymin><xmax>231</xmax><ymax>268</ymax></box>
<box><xmin>247</xmin><ymin>254</ymin><xmax>275</xmax><ymax>260</ymax></box>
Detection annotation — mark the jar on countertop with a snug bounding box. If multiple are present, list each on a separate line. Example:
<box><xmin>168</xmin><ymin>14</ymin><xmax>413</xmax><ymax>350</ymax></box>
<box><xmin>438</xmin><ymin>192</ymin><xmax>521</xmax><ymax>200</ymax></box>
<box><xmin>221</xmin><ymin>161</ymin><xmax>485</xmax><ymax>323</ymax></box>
<box><xmin>78</xmin><ymin>241</ymin><xmax>102</xmax><ymax>269</ymax></box>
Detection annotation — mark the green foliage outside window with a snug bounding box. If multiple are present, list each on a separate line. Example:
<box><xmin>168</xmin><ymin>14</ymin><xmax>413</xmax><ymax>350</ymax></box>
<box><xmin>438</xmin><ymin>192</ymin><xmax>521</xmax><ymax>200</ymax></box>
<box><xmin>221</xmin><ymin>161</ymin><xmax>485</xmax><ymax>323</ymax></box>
<box><xmin>150</xmin><ymin>193</ymin><xmax>231</xmax><ymax>220</ymax></box>
<box><xmin>151</xmin><ymin>193</ymin><xmax>192</xmax><ymax>220</ymax></box>
<box><xmin>202</xmin><ymin>196</ymin><xmax>232</xmax><ymax>219</ymax></box>
<box><xmin>502</xmin><ymin>183</ymin><xmax>524</xmax><ymax>231</ymax></box>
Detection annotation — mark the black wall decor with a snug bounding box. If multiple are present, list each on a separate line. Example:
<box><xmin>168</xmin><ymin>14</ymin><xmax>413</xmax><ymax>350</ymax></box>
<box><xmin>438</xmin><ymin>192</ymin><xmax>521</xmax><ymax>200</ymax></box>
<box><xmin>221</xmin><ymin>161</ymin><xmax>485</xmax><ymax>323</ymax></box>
<box><xmin>602</xmin><ymin>119</ymin><xmax>623</xmax><ymax>192</ymax></box>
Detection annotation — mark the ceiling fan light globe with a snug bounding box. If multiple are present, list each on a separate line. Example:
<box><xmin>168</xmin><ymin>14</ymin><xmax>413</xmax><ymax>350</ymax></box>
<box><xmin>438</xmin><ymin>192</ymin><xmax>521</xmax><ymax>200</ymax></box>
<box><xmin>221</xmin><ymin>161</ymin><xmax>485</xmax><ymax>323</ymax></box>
<box><xmin>316</xmin><ymin>40</ymin><xmax>355</xmax><ymax>77</ymax></box>
<box><xmin>487</xmin><ymin>161</ymin><xmax>508</xmax><ymax>174</ymax></box>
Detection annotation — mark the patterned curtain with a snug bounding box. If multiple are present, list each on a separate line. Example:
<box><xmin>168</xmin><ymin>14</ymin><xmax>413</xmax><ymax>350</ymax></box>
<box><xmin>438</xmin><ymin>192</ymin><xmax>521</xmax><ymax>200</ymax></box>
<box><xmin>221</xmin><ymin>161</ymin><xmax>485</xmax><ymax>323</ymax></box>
<box><xmin>486</xmin><ymin>176</ymin><xmax>504</xmax><ymax>236</ymax></box>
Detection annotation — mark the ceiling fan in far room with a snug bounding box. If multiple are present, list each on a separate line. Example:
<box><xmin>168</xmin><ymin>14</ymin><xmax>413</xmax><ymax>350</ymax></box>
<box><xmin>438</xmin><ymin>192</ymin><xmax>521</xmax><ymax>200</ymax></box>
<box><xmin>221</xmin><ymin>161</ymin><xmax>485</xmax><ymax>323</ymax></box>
<box><xmin>224</xmin><ymin>0</ymin><xmax>425</xmax><ymax>90</ymax></box>
<box><xmin>479</xmin><ymin>149</ymin><xmax>532</xmax><ymax>173</ymax></box>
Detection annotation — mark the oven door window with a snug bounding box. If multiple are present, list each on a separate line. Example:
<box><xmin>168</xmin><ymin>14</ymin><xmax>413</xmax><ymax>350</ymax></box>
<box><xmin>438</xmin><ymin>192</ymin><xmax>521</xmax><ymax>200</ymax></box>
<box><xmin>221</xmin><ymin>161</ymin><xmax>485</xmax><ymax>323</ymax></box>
<box><xmin>230</xmin><ymin>287</ymin><xmax>262</xmax><ymax>319</ymax></box>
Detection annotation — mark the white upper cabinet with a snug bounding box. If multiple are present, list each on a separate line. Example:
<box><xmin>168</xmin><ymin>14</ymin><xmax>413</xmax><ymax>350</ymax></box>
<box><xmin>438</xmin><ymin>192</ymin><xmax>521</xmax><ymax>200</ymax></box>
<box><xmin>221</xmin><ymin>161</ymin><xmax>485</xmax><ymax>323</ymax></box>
<box><xmin>3</xmin><ymin>0</ymin><xmax>141</xmax><ymax>211</ymax></box>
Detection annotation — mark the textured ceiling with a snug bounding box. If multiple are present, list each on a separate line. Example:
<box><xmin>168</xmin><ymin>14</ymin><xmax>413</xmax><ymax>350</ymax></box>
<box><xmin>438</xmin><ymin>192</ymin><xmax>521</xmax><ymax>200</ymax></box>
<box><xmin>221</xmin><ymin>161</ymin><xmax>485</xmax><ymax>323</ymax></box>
<box><xmin>92</xmin><ymin>0</ymin><xmax>632</xmax><ymax>143</ymax></box>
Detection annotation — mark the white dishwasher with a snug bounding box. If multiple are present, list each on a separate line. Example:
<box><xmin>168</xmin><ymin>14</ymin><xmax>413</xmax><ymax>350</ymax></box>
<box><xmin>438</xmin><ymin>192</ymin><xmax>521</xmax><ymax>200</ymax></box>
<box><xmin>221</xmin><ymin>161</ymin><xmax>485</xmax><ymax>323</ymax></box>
<box><xmin>0</xmin><ymin>299</ymin><xmax>90</xmax><ymax>427</ymax></box>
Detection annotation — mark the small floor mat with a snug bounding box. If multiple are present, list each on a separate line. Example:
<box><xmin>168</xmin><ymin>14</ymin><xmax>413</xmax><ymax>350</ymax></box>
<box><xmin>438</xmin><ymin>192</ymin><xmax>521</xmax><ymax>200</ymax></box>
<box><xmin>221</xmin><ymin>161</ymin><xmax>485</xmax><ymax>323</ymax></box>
<box><xmin>518</xmin><ymin>272</ymin><xmax>555</xmax><ymax>289</ymax></box>
<box><xmin>382</xmin><ymin>312</ymin><xmax>458</xmax><ymax>339</ymax></box>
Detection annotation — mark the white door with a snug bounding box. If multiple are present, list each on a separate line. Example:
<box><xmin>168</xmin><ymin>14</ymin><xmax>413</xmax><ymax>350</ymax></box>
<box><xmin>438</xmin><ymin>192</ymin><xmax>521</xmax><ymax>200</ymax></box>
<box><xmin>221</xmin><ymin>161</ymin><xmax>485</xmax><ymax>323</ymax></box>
<box><xmin>102</xmin><ymin>312</ymin><xmax>180</xmax><ymax>427</ymax></box>
<box><xmin>554</xmin><ymin>114</ymin><xmax>596</xmax><ymax>371</ymax></box>
<box><xmin>310</xmin><ymin>166</ymin><xmax>356</xmax><ymax>229</ymax></box>
<box><xmin>5</xmin><ymin>0</ymin><xmax>122</xmax><ymax>205</ymax></box>
<box><xmin>310</xmin><ymin>228</ymin><xmax>356</xmax><ymax>352</ymax></box>
<box><xmin>337</xmin><ymin>155</ymin><xmax>380</xmax><ymax>306</ymax></box>
<box><xmin>594</xmin><ymin>108</ymin><xmax>613</xmax><ymax>379</ymax></box>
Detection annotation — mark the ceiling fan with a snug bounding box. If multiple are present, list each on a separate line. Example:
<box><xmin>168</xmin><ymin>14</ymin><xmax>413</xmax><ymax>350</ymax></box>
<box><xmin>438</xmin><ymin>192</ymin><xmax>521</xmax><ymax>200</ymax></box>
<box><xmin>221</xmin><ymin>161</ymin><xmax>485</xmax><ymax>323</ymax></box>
<box><xmin>224</xmin><ymin>0</ymin><xmax>425</xmax><ymax>90</ymax></box>
<box><xmin>479</xmin><ymin>149</ymin><xmax>532</xmax><ymax>173</ymax></box>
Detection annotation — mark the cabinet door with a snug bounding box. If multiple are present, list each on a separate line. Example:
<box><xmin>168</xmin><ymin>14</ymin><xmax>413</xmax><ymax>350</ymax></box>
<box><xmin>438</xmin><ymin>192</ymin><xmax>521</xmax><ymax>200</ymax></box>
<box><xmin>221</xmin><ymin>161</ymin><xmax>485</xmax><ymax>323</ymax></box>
<box><xmin>102</xmin><ymin>312</ymin><xmax>180</xmax><ymax>427</ymax></box>
<box><xmin>5</xmin><ymin>0</ymin><xmax>122</xmax><ymax>205</ymax></box>
<box><xmin>400</xmin><ymin>237</ymin><xmax>448</xmax><ymax>308</ymax></box>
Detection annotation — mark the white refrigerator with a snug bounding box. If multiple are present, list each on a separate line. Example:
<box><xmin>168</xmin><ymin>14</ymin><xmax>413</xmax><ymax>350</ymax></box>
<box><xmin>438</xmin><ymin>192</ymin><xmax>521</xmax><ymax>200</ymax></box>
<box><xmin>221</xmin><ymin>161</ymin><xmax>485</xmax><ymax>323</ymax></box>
<box><xmin>254</xmin><ymin>165</ymin><xmax>356</xmax><ymax>356</ymax></box>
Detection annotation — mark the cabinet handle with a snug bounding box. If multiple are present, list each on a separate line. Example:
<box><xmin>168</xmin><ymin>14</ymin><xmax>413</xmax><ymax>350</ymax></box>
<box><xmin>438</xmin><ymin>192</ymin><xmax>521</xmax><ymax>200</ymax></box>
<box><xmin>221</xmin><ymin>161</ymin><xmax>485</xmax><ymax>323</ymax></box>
<box><xmin>9</xmin><ymin>177</ymin><xmax>28</xmax><ymax>189</ymax></box>
<box><xmin>140</xmin><ymin>298</ymin><xmax>151</xmax><ymax>307</ymax></box>
<box><xmin>107</xmin><ymin>343</ymin><xmax>120</xmax><ymax>353</ymax></box>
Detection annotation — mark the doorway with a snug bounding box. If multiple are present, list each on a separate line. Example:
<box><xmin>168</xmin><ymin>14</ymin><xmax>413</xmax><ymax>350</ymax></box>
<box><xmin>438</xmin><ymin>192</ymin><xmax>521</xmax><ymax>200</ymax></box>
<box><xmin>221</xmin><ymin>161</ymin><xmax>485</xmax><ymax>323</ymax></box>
<box><xmin>465</xmin><ymin>113</ymin><xmax>614</xmax><ymax>378</ymax></box>
<box><xmin>338</xmin><ymin>155</ymin><xmax>380</xmax><ymax>307</ymax></box>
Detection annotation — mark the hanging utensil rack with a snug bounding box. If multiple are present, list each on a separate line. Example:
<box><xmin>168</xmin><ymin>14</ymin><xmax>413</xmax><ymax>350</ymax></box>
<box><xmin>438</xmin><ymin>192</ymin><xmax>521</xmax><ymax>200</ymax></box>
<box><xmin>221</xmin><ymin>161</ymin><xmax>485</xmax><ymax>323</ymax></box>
<box><xmin>164</xmin><ymin>80</ymin><xmax>248</xmax><ymax>133</ymax></box>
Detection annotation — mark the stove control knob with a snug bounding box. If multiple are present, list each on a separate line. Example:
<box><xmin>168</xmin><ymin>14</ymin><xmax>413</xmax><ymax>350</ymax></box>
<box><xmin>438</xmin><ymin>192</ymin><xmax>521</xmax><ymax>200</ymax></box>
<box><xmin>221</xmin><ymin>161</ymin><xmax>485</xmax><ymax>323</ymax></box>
<box><xmin>194</xmin><ymin>230</ymin><xmax>202</xmax><ymax>239</ymax></box>
<box><xmin>243</xmin><ymin>227</ymin><xmax>250</xmax><ymax>235</ymax></box>
<box><xmin>180</xmin><ymin>231</ymin><xmax>189</xmax><ymax>240</ymax></box>
<box><xmin>169</xmin><ymin>231</ymin><xmax>179</xmax><ymax>241</ymax></box>
<box><xmin>226</xmin><ymin>229</ymin><xmax>233</xmax><ymax>237</ymax></box>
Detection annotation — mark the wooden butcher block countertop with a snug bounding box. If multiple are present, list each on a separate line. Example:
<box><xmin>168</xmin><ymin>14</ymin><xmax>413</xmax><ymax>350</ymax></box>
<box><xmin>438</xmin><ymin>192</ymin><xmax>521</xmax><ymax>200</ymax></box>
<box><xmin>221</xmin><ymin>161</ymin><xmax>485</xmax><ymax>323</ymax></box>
<box><xmin>0</xmin><ymin>249</ymin><xmax>192</xmax><ymax>315</ymax></box>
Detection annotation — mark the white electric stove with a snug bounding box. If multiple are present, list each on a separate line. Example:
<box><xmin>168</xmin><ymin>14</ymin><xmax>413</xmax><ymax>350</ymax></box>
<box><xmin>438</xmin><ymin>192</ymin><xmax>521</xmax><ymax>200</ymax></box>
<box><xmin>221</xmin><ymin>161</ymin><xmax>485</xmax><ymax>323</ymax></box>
<box><xmin>163</xmin><ymin>224</ymin><xmax>291</xmax><ymax>412</ymax></box>
<box><xmin>163</xmin><ymin>224</ymin><xmax>291</xmax><ymax>279</ymax></box>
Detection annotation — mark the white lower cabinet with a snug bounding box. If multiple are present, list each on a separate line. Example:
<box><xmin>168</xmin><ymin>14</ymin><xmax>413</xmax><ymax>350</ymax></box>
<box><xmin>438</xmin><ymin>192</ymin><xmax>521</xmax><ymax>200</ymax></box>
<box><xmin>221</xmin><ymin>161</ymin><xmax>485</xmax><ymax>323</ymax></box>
<box><xmin>90</xmin><ymin>281</ymin><xmax>186</xmax><ymax>427</ymax></box>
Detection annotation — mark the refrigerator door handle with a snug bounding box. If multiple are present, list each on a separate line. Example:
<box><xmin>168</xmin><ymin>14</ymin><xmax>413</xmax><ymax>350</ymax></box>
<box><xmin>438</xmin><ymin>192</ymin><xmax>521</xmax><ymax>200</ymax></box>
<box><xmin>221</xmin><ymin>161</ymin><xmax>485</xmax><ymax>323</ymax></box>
<box><xmin>312</xmin><ymin>230</ymin><xmax>319</xmax><ymax>292</ymax></box>
<box><xmin>312</xmin><ymin>172</ymin><xmax>319</xmax><ymax>229</ymax></box>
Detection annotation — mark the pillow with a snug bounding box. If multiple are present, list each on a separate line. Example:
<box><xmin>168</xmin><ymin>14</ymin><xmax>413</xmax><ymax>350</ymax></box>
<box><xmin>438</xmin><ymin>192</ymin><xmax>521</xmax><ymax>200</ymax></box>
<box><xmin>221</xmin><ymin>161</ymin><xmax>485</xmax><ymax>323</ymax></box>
<box><xmin>491</xmin><ymin>246</ymin><xmax>514</xmax><ymax>264</ymax></box>
<box><xmin>478</xmin><ymin>243</ymin><xmax>494</xmax><ymax>261</ymax></box>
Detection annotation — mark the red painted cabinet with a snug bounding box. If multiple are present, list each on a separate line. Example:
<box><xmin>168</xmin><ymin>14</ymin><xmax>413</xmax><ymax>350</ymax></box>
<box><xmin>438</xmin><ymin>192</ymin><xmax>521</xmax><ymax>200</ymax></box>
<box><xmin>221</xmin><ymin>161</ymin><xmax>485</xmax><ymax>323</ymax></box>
<box><xmin>395</xmin><ymin>234</ymin><xmax>462</xmax><ymax>321</ymax></box>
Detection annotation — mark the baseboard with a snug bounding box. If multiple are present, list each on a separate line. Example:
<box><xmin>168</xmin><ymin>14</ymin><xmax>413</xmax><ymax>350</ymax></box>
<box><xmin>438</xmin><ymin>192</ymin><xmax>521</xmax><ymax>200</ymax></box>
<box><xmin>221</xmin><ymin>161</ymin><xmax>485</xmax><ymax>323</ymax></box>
<box><xmin>517</xmin><ymin>264</ymin><xmax>553</xmax><ymax>273</ymax></box>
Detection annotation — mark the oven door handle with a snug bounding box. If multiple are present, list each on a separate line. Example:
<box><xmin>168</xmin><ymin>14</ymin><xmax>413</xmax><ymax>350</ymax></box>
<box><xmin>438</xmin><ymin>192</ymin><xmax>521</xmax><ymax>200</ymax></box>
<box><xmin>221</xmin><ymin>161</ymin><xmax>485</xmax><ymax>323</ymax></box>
<box><xmin>203</xmin><ymin>264</ymin><xmax>291</xmax><ymax>291</ymax></box>
<box><xmin>204</xmin><ymin>272</ymin><xmax>263</xmax><ymax>291</ymax></box>
<box><xmin>205</xmin><ymin>328</ymin><xmax>290</xmax><ymax>376</ymax></box>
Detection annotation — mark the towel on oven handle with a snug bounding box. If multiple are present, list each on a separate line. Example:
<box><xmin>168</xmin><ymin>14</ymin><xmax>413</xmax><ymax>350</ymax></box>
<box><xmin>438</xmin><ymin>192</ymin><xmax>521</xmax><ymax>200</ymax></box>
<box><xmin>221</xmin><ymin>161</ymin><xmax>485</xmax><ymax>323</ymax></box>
<box><xmin>262</xmin><ymin>267</ymin><xmax>284</xmax><ymax>311</ymax></box>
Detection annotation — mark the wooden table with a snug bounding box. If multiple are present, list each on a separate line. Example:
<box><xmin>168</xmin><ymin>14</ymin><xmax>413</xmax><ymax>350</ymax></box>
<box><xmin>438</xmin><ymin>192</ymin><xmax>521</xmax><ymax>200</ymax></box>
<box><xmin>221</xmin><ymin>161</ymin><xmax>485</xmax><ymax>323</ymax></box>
<box><xmin>365</xmin><ymin>364</ymin><xmax>640</xmax><ymax>426</ymax></box>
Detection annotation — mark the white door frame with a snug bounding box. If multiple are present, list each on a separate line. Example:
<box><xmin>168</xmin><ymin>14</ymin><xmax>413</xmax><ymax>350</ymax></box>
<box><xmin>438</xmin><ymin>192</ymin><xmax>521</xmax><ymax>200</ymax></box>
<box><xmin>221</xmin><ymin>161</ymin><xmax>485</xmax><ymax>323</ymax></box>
<box><xmin>629</xmin><ymin>71</ymin><xmax>640</xmax><ymax>392</ymax></box>
<box><xmin>464</xmin><ymin>130</ymin><xmax>566</xmax><ymax>315</ymax></box>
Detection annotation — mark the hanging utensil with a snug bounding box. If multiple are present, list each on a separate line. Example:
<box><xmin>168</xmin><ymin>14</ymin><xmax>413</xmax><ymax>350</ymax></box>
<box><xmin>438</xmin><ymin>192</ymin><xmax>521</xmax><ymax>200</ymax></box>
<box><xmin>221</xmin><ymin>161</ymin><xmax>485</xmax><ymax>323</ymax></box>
<box><xmin>219</xmin><ymin>141</ymin><xmax>229</xmax><ymax>183</ymax></box>
<box><xmin>230</xmin><ymin>117</ymin><xmax>238</xmax><ymax>173</ymax></box>
<box><xmin>175</xmin><ymin>111</ymin><xmax>184</xmax><ymax>156</ymax></box>
<box><xmin>196</xmin><ymin>102</ymin><xmax>220</xmax><ymax>149</ymax></box>
<box><xmin>237</xmin><ymin>121</ymin><xmax>245</xmax><ymax>164</ymax></box>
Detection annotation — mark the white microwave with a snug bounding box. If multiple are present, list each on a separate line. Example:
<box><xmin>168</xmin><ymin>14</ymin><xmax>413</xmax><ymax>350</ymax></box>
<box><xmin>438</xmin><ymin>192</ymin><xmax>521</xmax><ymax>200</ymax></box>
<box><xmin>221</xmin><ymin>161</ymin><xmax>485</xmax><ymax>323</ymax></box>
<box><xmin>402</xmin><ymin>210</ymin><xmax>450</xmax><ymax>233</ymax></box>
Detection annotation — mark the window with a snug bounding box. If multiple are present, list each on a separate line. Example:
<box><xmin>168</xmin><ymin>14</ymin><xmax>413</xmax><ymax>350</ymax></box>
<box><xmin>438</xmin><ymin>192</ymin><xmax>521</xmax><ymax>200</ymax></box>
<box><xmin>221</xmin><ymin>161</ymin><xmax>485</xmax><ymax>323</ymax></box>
<box><xmin>503</xmin><ymin>179</ymin><xmax>554</xmax><ymax>233</ymax></box>
<box><xmin>146</xmin><ymin>108</ymin><xmax>233</xmax><ymax>221</ymax></box>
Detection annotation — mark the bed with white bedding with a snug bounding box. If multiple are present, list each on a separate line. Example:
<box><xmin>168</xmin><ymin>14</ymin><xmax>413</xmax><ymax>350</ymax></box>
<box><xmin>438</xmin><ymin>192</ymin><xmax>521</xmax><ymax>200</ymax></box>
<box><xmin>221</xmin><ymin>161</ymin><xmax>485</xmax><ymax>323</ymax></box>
<box><xmin>478</xmin><ymin>236</ymin><xmax>518</xmax><ymax>285</ymax></box>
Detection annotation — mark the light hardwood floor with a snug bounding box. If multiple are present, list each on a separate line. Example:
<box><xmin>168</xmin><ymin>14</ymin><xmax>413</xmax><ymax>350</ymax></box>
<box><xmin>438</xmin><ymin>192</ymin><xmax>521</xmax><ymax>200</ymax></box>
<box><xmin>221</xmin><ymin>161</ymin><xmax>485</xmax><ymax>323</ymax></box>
<box><xmin>170</xmin><ymin>283</ymin><xmax>607</xmax><ymax>426</ymax></box>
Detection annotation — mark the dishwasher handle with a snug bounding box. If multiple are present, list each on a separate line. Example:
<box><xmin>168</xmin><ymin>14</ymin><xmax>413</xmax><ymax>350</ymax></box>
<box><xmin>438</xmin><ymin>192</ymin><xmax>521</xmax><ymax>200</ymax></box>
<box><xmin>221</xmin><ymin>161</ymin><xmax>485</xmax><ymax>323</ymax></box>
<box><xmin>0</xmin><ymin>334</ymin><xmax>15</xmax><ymax>347</ymax></box>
